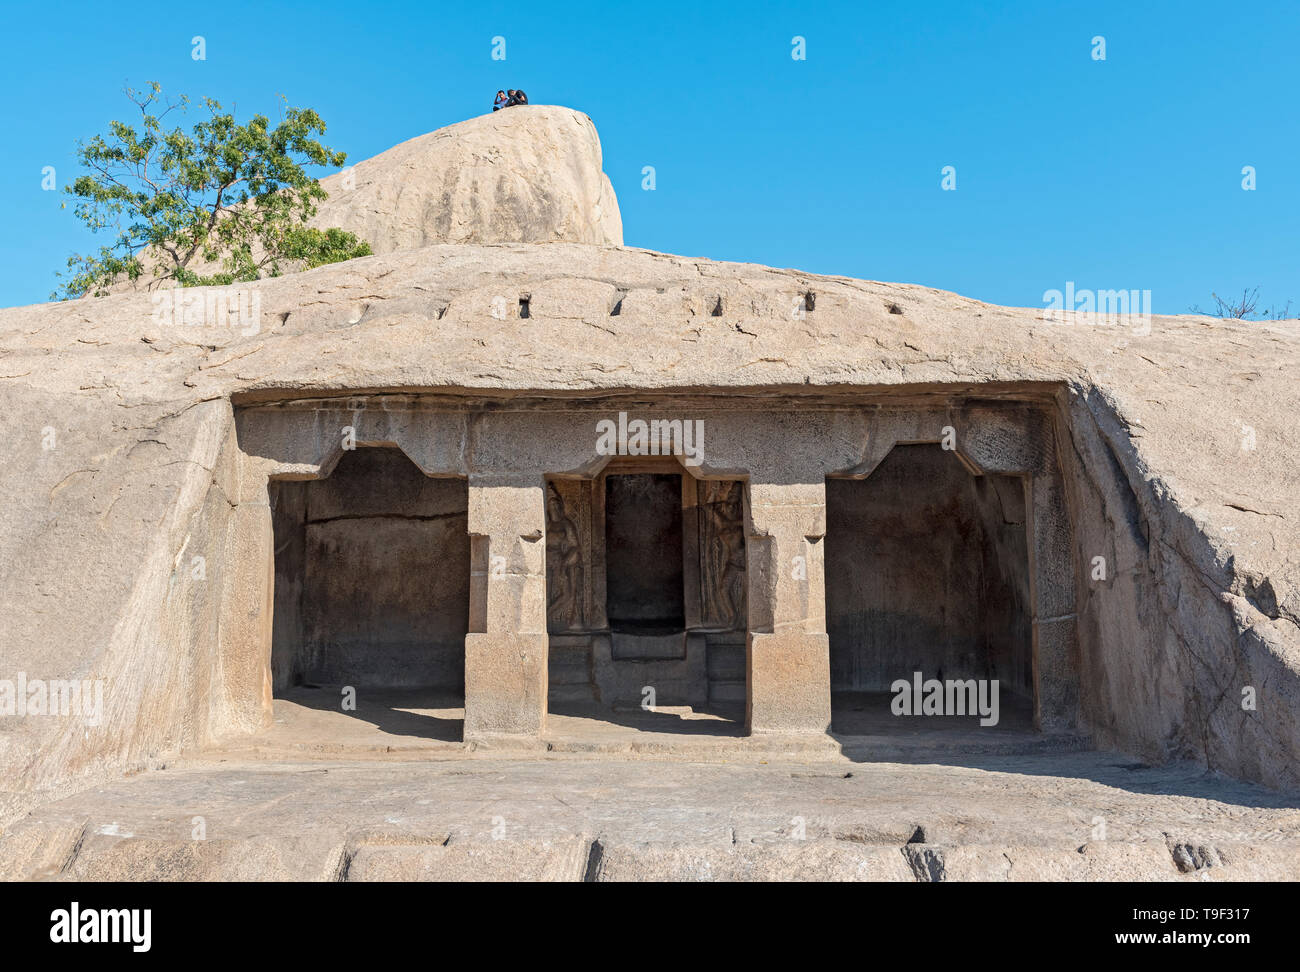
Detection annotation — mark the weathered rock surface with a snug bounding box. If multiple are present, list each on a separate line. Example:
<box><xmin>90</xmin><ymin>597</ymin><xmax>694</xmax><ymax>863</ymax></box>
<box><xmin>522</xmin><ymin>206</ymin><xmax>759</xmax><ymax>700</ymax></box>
<box><xmin>312</xmin><ymin>105</ymin><xmax>621</xmax><ymax>250</ymax></box>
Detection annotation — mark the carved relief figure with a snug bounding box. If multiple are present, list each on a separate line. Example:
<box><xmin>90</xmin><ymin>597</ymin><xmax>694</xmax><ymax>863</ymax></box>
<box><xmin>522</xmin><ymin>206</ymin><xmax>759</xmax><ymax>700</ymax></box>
<box><xmin>546</xmin><ymin>482</ymin><xmax>585</xmax><ymax>630</ymax></box>
<box><xmin>702</xmin><ymin>481</ymin><xmax>746</xmax><ymax>629</ymax></box>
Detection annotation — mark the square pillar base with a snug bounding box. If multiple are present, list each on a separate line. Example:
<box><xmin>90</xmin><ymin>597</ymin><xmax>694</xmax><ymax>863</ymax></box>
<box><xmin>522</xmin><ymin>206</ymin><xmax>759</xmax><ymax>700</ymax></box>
<box><xmin>464</xmin><ymin>632</ymin><xmax>548</xmax><ymax>739</ymax></box>
<box><xmin>747</xmin><ymin>630</ymin><xmax>831</xmax><ymax>735</ymax></box>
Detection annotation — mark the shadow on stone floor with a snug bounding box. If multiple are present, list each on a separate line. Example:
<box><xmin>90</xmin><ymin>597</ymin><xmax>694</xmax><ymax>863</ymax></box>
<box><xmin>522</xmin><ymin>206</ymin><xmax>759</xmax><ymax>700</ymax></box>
<box><xmin>280</xmin><ymin>686</ymin><xmax>464</xmax><ymax>743</ymax></box>
<box><xmin>828</xmin><ymin>691</ymin><xmax>1300</xmax><ymax>808</ymax></box>
<box><xmin>546</xmin><ymin>699</ymin><xmax>746</xmax><ymax>736</ymax></box>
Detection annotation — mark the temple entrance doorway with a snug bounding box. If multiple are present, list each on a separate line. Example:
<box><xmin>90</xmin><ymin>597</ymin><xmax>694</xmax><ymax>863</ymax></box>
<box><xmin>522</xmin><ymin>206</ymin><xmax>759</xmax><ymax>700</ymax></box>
<box><xmin>544</xmin><ymin>460</ymin><xmax>748</xmax><ymax>740</ymax></box>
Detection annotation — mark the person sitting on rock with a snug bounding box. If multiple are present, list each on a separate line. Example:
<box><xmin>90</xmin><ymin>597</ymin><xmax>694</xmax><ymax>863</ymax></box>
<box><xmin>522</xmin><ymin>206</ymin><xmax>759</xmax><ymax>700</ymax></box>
<box><xmin>493</xmin><ymin>90</ymin><xmax>508</xmax><ymax>111</ymax></box>
<box><xmin>508</xmin><ymin>89</ymin><xmax>528</xmax><ymax>107</ymax></box>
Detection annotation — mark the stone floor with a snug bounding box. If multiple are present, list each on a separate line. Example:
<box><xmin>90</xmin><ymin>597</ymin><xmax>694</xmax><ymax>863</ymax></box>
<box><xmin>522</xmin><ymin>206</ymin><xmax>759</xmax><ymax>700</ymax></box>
<box><xmin>3</xmin><ymin>713</ymin><xmax>1298</xmax><ymax>880</ymax></box>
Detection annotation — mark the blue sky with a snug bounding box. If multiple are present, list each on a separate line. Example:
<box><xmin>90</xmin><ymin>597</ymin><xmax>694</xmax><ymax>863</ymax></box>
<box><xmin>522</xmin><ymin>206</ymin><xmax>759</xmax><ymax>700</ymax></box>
<box><xmin>1</xmin><ymin>0</ymin><xmax>1296</xmax><ymax>313</ymax></box>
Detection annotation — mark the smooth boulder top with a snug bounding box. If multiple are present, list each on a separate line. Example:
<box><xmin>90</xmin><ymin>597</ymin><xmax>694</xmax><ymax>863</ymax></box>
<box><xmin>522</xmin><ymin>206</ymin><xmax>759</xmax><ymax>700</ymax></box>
<box><xmin>310</xmin><ymin>105</ymin><xmax>623</xmax><ymax>250</ymax></box>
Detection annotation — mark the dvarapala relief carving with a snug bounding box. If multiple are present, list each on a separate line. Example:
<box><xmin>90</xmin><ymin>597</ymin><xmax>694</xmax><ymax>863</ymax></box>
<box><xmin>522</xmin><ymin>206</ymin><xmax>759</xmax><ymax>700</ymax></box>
<box><xmin>700</xmin><ymin>480</ymin><xmax>747</xmax><ymax>630</ymax></box>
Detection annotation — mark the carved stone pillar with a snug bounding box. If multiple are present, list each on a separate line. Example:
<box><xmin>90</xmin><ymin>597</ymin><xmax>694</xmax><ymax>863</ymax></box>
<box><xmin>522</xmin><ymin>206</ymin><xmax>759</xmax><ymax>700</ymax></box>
<box><xmin>216</xmin><ymin>501</ymin><xmax>275</xmax><ymax>733</ymax></box>
<box><xmin>1029</xmin><ymin>466</ymin><xmax>1079</xmax><ymax>731</ymax></box>
<box><xmin>745</xmin><ymin>481</ymin><xmax>831</xmax><ymax>734</ymax></box>
<box><xmin>464</xmin><ymin>478</ymin><xmax>548</xmax><ymax>740</ymax></box>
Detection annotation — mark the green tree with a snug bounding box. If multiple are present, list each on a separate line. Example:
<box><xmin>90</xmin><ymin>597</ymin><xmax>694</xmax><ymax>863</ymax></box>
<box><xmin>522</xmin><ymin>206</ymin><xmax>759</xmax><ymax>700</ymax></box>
<box><xmin>54</xmin><ymin>82</ymin><xmax>371</xmax><ymax>299</ymax></box>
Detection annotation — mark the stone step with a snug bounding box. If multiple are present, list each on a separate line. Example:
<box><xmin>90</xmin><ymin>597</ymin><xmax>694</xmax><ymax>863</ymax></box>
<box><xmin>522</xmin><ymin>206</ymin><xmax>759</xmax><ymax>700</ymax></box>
<box><xmin>707</xmin><ymin>643</ymin><xmax>746</xmax><ymax>681</ymax></box>
<box><xmin>548</xmin><ymin>638</ymin><xmax>592</xmax><ymax>686</ymax></box>
<box><xmin>550</xmin><ymin>661</ymin><xmax>590</xmax><ymax>684</ymax></box>
<box><xmin>709</xmin><ymin>680</ymin><xmax>746</xmax><ymax>703</ymax></box>
<box><xmin>548</xmin><ymin>682</ymin><xmax>597</xmax><ymax>704</ymax></box>
<box><xmin>611</xmin><ymin>630</ymin><xmax>686</xmax><ymax>661</ymax></box>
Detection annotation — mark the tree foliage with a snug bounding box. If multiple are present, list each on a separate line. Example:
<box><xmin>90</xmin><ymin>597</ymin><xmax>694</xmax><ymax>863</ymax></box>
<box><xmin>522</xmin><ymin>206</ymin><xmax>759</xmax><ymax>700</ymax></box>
<box><xmin>55</xmin><ymin>82</ymin><xmax>371</xmax><ymax>299</ymax></box>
